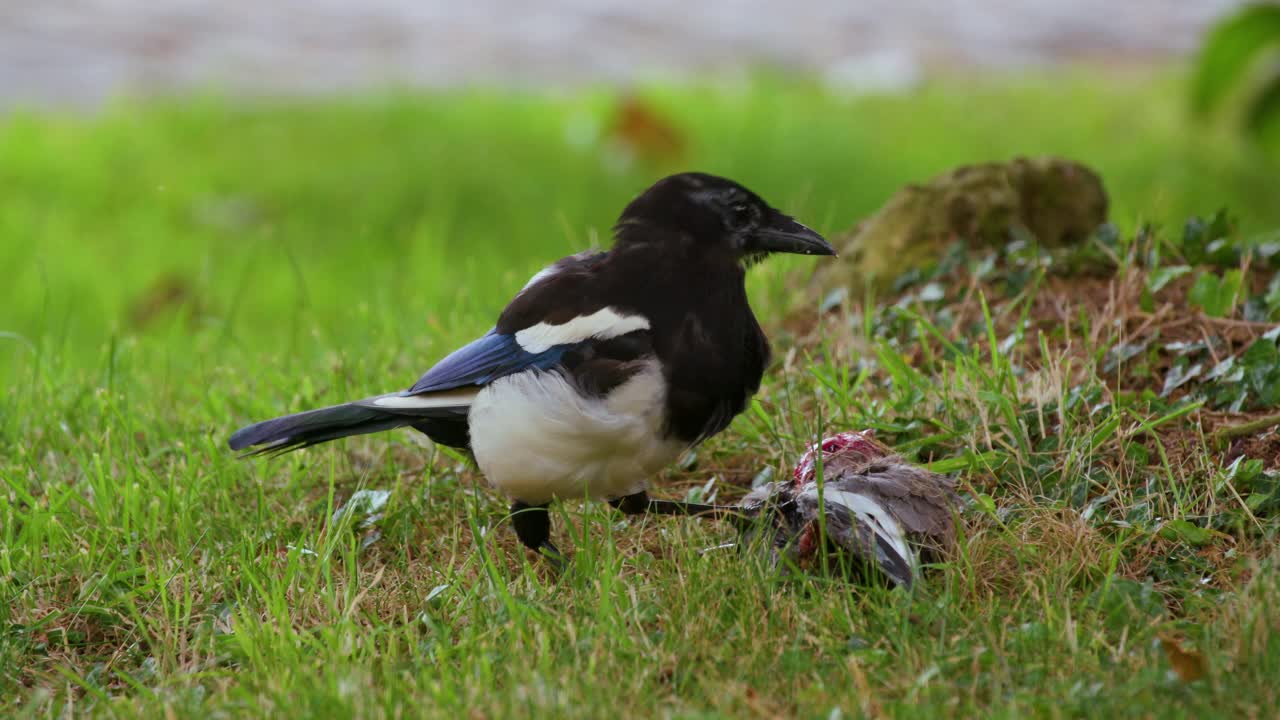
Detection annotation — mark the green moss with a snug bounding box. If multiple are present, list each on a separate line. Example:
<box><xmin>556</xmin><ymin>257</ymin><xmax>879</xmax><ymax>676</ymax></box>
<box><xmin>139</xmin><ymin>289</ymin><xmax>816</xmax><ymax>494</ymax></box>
<box><xmin>816</xmin><ymin>156</ymin><xmax>1109</xmax><ymax>294</ymax></box>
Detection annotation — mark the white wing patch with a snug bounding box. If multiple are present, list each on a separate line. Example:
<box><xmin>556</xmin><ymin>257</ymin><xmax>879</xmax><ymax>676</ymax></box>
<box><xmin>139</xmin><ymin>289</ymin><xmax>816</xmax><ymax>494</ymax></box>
<box><xmin>803</xmin><ymin>487</ymin><xmax>915</xmax><ymax>574</ymax></box>
<box><xmin>370</xmin><ymin>387</ymin><xmax>480</xmax><ymax>409</ymax></box>
<box><xmin>514</xmin><ymin>307</ymin><xmax>650</xmax><ymax>354</ymax></box>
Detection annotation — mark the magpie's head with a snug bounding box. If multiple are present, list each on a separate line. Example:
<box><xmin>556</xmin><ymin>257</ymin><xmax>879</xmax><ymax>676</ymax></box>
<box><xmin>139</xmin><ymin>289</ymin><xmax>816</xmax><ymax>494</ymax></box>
<box><xmin>616</xmin><ymin>172</ymin><xmax>834</xmax><ymax>266</ymax></box>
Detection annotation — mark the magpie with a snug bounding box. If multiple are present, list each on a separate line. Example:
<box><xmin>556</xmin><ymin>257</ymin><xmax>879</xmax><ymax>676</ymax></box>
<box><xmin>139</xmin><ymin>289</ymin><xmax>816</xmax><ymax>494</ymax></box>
<box><xmin>228</xmin><ymin>172</ymin><xmax>834</xmax><ymax>562</ymax></box>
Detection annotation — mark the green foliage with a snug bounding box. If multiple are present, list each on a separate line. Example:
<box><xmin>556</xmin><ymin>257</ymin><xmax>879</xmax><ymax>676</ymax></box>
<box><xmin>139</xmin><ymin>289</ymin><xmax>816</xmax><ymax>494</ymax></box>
<box><xmin>1179</xmin><ymin>209</ymin><xmax>1241</xmax><ymax>266</ymax></box>
<box><xmin>1187</xmin><ymin>269</ymin><xmax>1244</xmax><ymax>317</ymax></box>
<box><xmin>1235</xmin><ymin>457</ymin><xmax>1280</xmax><ymax>515</ymax></box>
<box><xmin>1158</xmin><ymin>519</ymin><xmax>1219</xmax><ymax>547</ymax></box>
<box><xmin>1146</xmin><ymin>265</ymin><xmax>1192</xmax><ymax>294</ymax></box>
<box><xmin>1192</xmin><ymin>3</ymin><xmax>1280</xmax><ymax>141</ymax></box>
<box><xmin>1240</xmin><ymin>336</ymin><xmax>1280</xmax><ymax>406</ymax></box>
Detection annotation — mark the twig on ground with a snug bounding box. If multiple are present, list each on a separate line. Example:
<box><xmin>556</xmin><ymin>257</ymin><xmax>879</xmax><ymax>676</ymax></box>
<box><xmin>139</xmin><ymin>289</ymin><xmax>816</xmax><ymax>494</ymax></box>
<box><xmin>1209</xmin><ymin>412</ymin><xmax>1280</xmax><ymax>450</ymax></box>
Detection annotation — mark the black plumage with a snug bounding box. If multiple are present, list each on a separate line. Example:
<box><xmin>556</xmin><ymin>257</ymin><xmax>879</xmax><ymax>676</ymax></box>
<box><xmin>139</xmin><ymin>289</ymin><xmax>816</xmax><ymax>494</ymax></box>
<box><xmin>228</xmin><ymin>392</ymin><xmax>473</xmax><ymax>455</ymax></box>
<box><xmin>228</xmin><ymin>172</ymin><xmax>834</xmax><ymax>563</ymax></box>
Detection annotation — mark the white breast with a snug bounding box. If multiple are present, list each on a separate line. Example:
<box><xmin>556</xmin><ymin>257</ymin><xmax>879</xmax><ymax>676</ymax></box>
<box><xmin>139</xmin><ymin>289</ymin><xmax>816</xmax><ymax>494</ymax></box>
<box><xmin>467</xmin><ymin>361</ymin><xmax>683</xmax><ymax>505</ymax></box>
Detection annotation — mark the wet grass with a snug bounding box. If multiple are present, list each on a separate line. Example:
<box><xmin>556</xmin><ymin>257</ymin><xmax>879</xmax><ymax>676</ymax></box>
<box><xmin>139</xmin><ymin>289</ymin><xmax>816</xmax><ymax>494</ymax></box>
<box><xmin>3</xmin><ymin>72</ymin><xmax>1280</xmax><ymax>717</ymax></box>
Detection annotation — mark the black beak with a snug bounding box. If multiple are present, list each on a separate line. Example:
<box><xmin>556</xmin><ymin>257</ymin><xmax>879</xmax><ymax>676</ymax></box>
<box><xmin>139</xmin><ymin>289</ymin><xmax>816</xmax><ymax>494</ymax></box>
<box><xmin>749</xmin><ymin>216</ymin><xmax>836</xmax><ymax>257</ymax></box>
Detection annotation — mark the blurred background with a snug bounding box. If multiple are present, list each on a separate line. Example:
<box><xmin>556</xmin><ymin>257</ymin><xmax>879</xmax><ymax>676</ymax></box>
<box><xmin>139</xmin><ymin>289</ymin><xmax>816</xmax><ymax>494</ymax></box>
<box><xmin>0</xmin><ymin>1</ymin><xmax>1251</xmax><ymax>106</ymax></box>
<box><xmin>3</xmin><ymin>1</ymin><xmax>1279</xmax><ymax>373</ymax></box>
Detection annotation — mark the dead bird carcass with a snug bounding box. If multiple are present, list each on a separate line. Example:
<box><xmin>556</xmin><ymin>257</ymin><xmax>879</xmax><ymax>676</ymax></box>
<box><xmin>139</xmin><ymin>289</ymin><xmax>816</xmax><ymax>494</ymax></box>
<box><xmin>737</xmin><ymin>431</ymin><xmax>960</xmax><ymax>587</ymax></box>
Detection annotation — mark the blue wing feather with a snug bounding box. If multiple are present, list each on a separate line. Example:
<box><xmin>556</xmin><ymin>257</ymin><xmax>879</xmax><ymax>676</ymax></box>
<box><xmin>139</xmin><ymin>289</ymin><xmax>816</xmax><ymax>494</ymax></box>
<box><xmin>407</xmin><ymin>330</ymin><xmax>569</xmax><ymax>395</ymax></box>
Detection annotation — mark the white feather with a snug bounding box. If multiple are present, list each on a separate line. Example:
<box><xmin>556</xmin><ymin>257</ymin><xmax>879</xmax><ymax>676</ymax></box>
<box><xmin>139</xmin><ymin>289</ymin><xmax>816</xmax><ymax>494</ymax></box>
<box><xmin>803</xmin><ymin>487</ymin><xmax>914</xmax><ymax>572</ymax></box>
<box><xmin>520</xmin><ymin>265</ymin><xmax>558</xmax><ymax>292</ymax></box>
<box><xmin>370</xmin><ymin>387</ymin><xmax>480</xmax><ymax>409</ymax></box>
<box><xmin>467</xmin><ymin>361</ymin><xmax>682</xmax><ymax>504</ymax></box>
<box><xmin>516</xmin><ymin>250</ymin><xmax>597</xmax><ymax>296</ymax></box>
<box><xmin>514</xmin><ymin>307</ymin><xmax>650</xmax><ymax>354</ymax></box>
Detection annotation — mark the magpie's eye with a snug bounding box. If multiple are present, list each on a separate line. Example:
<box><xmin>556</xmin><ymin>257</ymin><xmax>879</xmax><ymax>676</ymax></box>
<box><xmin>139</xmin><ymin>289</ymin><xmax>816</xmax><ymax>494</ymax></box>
<box><xmin>728</xmin><ymin>202</ymin><xmax>759</xmax><ymax>228</ymax></box>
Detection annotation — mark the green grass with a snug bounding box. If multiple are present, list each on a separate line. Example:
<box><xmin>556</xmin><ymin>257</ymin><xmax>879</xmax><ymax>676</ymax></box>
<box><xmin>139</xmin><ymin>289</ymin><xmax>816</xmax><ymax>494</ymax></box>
<box><xmin>4</xmin><ymin>71</ymin><xmax>1280</xmax><ymax>717</ymax></box>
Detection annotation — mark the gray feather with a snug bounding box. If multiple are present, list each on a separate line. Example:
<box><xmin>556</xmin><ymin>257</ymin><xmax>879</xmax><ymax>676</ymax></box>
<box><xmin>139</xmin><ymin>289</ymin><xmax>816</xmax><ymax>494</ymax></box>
<box><xmin>738</xmin><ymin>445</ymin><xmax>960</xmax><ymax>587</ymax></box>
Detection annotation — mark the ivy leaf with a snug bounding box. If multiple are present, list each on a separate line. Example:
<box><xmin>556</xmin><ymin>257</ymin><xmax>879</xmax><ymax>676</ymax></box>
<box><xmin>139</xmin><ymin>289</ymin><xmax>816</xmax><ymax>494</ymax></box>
<box><xmin>1161</xmin><ymin>362</ymin><xmax>1204</xmax><ymax>397</ymax></box>
<box><xmin>1204</xmin><ymin>355</ymin><xmax>1240</xmax><ymax>383</ymax></box>
<box><xmin>1140</xmin><ymin>287</ymin><xmax>1156</xmax><ymax>313</ymax></box>
<box><xmin>1244</xmin><ymin>296</ymin><xmax>1272</xmax><ymax>322</ymax></box>
<box><xmin>1188</xmin><ymin>270</ymin><xmax>1243</xmax><ymax>317</ymax></box>
<box><xmin>1159</xmin><ymin>519</ymin><xmax>1216</xmax><ymax>547</ymax></box>
<box><xmin>1241</xmin><ymin>337</ymin><xmax>1280</xmax><ymax>406</ymax></box>
<box><xmin>1104</xmin><ymin>340</ymin><xmax>1150</xmax><ymax>373</ymax></box>
<box><xmin>1147</xmin><ymin>265</ymin><xmax>1192</xmax><ymax>294</ymax></box>
<box><xmin>1226</xmin><ymin>456</ymin><xmax>1266</xmax><ymax>486</ymax></box>
<box><xmin>1246</xmin><ymin>492</ymin><xmax>1276</xmax><ymax>512</ymax></box>
<box><xmin>1165</xmin><ymin>340</ymin><xmax>1211</xmax><ymax>356</ymax></box>
<box><xmin>1265</xmin><ymin>270</ymin><xmax>1280</xmax><ymax>310</ymax></box>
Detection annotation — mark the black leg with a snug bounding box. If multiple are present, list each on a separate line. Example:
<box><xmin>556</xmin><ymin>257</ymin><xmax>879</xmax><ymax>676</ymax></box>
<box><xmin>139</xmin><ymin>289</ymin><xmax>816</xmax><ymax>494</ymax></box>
<box><xmin>510</xmin><ymin>501</ymin><xmax>566</xmax><ymax>567</ymax></box>
<box><xmin>610</xmin><ymin>491</ymin><xmax>749</xmax><ymax>528</ymax></box>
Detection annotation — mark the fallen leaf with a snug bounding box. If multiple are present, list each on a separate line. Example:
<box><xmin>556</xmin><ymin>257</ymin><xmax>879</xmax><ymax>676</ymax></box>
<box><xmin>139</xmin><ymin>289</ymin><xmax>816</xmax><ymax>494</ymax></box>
<box><xmin>1159</xmin><ymin>634</ymin><xmax>1207</xmax><ymax>682</ymax></box>
<box><xmin>128</xmin><ymin>273</ymin><xmax>202</xmax><ymax>330</ymax></box>
<box><xmin>332</xmin><ymin>490</ymin><xmax>392</xmax><ymax>550</ymax></box>
<box><xmin>1160</xmin><ymin>362</ymin><xmax>1203</xmax><ymax>397</ymax></box>
<box><xmin>331</xmin><ymin>489</ymin><xmax>391</xmax><ymax>528</ymax></box>
<box><xmin>1103</xmin><ymin>340</ymin><xmax>1149</xmax><ymax>373</ymax></box>
<box><xmin>606</xmin><ymin>95</ymin><xmax>686</xmax><ymax>165</ymax></box>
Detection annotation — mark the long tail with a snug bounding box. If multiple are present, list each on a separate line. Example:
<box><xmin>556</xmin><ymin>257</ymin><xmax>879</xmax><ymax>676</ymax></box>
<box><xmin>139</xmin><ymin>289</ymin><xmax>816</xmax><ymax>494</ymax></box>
<box><xmin>228</xmin><ymin>388</ymin><xmax>478</xmax><ymax>455</ymax></box>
